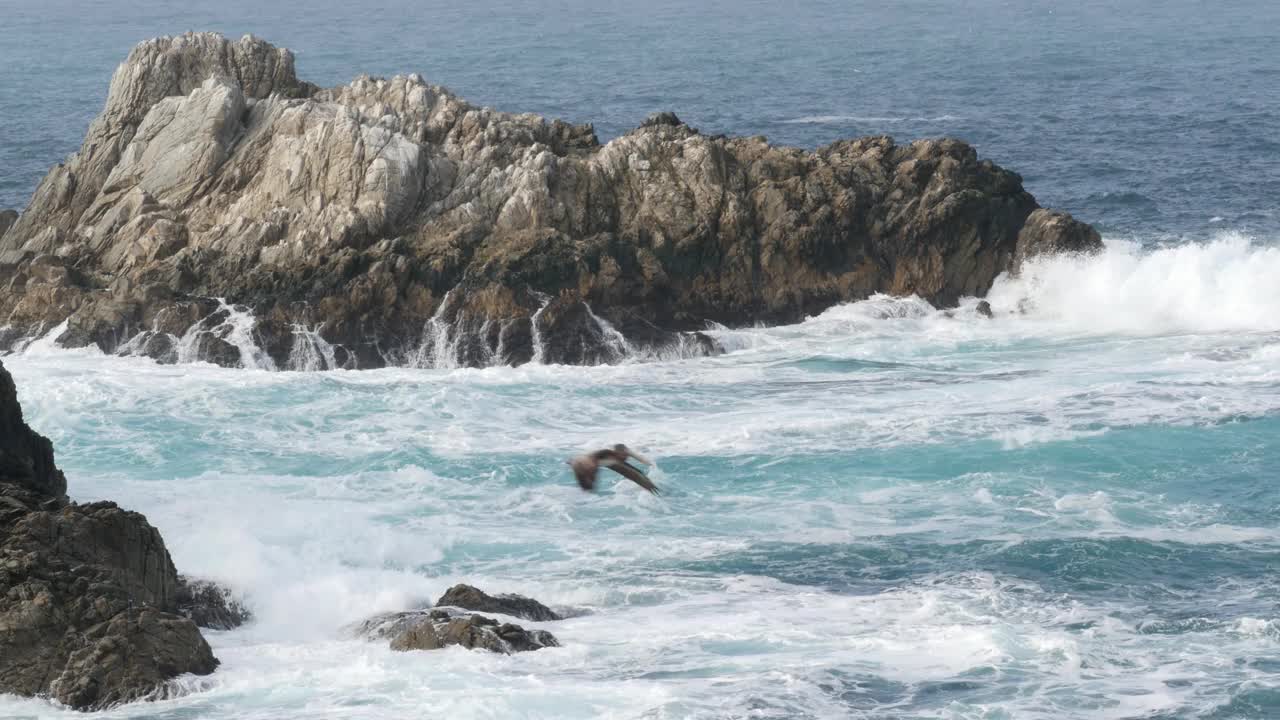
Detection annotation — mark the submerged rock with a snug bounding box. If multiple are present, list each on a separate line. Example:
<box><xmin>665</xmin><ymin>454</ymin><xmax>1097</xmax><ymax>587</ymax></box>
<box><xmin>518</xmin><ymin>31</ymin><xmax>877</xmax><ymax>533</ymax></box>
<box><xmin>357</xmin><ymin>608</ymin><xmax>559</xmax><ymax>655</ymax></box>
<box><xmin>0</xmin><ymin>359</ymin><xmax>219</xmax><ymax>710</ymax></box>
<box><xmin>175</xmin><ymin>576</ymin><xmax>253</xmax><ymax>630</ymax></box>
<box><xmin>0</xmin><ymin>32</ymin><xmax>1101</xmax><ymax>368</ymax></box>
<box><xmin>435</xmin><ymin>583</ymin><xmax>562</xmax><ymax>622</ymax></box>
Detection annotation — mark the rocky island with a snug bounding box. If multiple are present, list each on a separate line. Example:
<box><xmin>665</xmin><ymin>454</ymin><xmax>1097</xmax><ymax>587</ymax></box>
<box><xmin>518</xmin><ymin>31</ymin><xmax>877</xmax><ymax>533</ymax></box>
<box><xmin>0</xmin><ymin>33</ymin><xmax>1099</xmax><ymax>369</ymax></box>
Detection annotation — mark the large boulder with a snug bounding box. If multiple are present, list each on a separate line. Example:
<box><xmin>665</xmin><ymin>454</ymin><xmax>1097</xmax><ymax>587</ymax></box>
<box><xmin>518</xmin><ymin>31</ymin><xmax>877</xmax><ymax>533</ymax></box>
<box><xmin>435</xmin><ymin>583</ymin><xmax>562</xmax><ymax>622</ymax></box>
<box><xmin>1012</xmin><ymin>208</ymin><xmax>1102</xmax><ymax>271</ymax></box>
<box><xmin>0</xmin><ymin>359</ymin><xmax>219</xmax><ymax>710</ymax></box>
<box><xmin>42</xmin><ymin>607</ymin><xmax>217</xmax><ymax>711</ymax></box>
<box><xmin>0</xmin><ymin>32</ymin><xmax>1102</xmax><ymax>368</ymax></box>
<box><xmin>356</xmin><ymin>608</ymin><xmax>559</xmax><ymax>655</ymax></box>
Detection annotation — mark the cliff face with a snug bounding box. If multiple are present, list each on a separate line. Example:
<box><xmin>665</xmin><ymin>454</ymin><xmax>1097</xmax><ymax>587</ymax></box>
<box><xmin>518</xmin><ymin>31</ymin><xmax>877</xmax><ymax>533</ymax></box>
<box><xmin>0</xmin><ymin>33</ymin><xmax>1100</xmax><ymax>369</ymax></box>
<box><xmin>0</xmin><ymin>361</ymin><xmax>66</xmax><ymax>505</ymax></box>
<box><xmin>0</xmin><ymin>360</ymin><xmax>218</xmax><ymax>710</ymax></box>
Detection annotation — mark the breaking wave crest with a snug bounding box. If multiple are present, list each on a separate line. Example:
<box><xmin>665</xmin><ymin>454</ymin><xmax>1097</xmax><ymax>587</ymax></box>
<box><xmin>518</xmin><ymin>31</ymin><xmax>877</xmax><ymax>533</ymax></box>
<box><xmin>8</xmin><ymin>235</ymin><xmax>1280</xmax><ymax>372</ymax></box>
<box><xmin>988</xmin><ymin>232</ymin><xmax>1280</xmax><ymax>335</ymax></box>
<box><xmin>4</xmin><ymin>234</ymin><xmax>1280</xmax><ymax>720</ymax></box>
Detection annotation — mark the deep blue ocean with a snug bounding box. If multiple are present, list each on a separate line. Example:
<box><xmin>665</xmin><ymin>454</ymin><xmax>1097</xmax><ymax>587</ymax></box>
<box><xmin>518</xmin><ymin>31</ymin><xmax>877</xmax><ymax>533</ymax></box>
<box><xmin>2</xmin><ymin>2</ymin><xmax>1279</xmax><ymax>718</ymax></box>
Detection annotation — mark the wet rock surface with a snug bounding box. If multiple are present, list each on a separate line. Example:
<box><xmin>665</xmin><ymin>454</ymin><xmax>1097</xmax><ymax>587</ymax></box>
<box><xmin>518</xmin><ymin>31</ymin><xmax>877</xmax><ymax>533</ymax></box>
<box><xmin>0</xmin><ymin>359</ymin><xmax>219</xmax><ymax>710</ymax></box>
<box><xmin>357</xmin><ymin>608</ymin><xmax>559</xmax><ymax>655</ymax></box>
<box><xmin>175</xmin><ymin>576</ymin><xmax>252</xmax><ymax>630</ymax></box>
<box><xmin>435</xmin><ymin>583</ymin><xmax>562</xmax><ymax>622</ymax></box>
<box><xmin>1012</xmin><ymin>208</ymin><xmax>1103</xmax><ymax>271</ymax></box>
<box><xmin>0</xmin><ymin>32</ymin><xmax>1100</xmax><ymax>369</ymax></box>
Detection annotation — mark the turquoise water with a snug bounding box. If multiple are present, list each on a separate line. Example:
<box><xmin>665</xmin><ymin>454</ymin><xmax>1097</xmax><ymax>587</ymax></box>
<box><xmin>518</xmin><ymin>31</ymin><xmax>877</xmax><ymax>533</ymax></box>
<box><xmin>5</xmin><ymin>241</ymin><xmax>1280</xmax><ymax>718</ymax></box>
<box><xmin>3</xmin><ymin>1</ymin><xmax>1280</xmax><ymax>717</ymax></box>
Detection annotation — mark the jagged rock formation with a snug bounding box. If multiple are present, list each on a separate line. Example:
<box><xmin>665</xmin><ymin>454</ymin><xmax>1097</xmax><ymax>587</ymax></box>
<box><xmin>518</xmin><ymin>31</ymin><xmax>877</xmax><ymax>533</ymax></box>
<box><xmin>0</xmin><ymin>32</ymin><xmax>1101</xmax><ymax>369</ymax></box>
<box><xmin>434</xmin><ymin>583</ymin><xmax>562</xmax><ymax>622</ymax></box>
<box><xmin>0</xmin><ymin>360</ymin><xmax>219</xmax><ymax>710</ymax></box>
<box><xmin>356</xmin><ymin>608</ymin><xmax>559</xmax><ymax>655</ymax></box>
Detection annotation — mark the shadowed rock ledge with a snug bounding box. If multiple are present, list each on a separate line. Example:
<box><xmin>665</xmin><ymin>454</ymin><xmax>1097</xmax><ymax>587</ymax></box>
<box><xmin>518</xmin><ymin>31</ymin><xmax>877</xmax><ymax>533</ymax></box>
<box><xmin>434</xmin><ymin>583</ymin><xmax>562</xmax><ymax>622</ymax></box>
<box><xmin>0</xmin><ymin>360</ymin><xmax>219</xmax><ymax>710</ymax></box>
<box><xmin>0</xmin><ymin>33</ymin><xmax>1101</xmax><ymax>369</ymax></box>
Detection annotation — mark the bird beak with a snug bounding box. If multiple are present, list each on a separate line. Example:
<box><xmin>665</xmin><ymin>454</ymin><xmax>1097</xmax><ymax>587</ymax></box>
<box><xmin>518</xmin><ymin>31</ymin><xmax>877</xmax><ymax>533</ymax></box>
<box><xmin>630</xmin><ymin>451</ymin><xmax>654</xmax><ymax>466</ymax></box>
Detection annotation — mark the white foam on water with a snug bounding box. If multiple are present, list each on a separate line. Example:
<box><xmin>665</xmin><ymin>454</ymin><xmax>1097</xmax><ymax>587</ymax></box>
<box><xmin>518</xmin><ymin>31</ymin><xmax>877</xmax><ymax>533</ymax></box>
<box><xmin>16</xmin><ymin>318</ymin><xmax>70</xmax><ymax>355</ymax></box>
<box><xmin>287</xmin><ymin>323</ymin><xmax>339</xmax><ymax>371</ymax></box>
<box><xmin>3</xmin><ymin>236</ymin><xmax>1279</xmax><ymax>719</ymax></box>
<box><xmin>529</xmin><ymin>292</ymin><xmax>551</xmax><ymax>364</ymax></box>
<box><xmin>988</xmin><ymin>233</ymin><xmax>1280</xmax><ymax>335</ymax></box>
<box><xmin>582</xmin><ymin>302</ymin><xmax>633</xmax><ymax>362</ymax></box>
<box><xmin>410</xmin><ymin>289</ymin><xmax>461</xmax><ymax>369</ymax></box>
<box><xmin>175</xmin><ymin>299</ymin><xmax>277</xmax><ymax>370</ymax></box>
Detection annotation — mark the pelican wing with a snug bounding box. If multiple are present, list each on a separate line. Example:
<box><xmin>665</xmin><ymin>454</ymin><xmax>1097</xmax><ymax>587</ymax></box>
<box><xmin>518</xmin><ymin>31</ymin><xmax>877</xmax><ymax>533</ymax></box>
<box><xmin>606</xmin><ymin>461</ymin><xmax>660</xmax><ymax>495</ymax></box>
<box><xmin>570</xmin><ymin>458</ymin><xmax>598</xmax><ymax>491</ymax></box>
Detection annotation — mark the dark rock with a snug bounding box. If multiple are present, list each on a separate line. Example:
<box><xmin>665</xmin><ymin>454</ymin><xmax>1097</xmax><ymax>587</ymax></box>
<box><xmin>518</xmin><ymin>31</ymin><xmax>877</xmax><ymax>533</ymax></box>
<box><xmin>46</xmin><ymin>607</ymin><xmax>218</xmax><ymax>711</ymax></box>
<box><xmin>640</xmin><ymin>111</ymin><xmax>683</xmax><ymax>128</ymax></box>
<box><xmin>356</xmin><ymin>608</ymin><xmax>558</xmax><ymax>655</ymax></box>
<box><xmin>435</xmin><ymin>583</ymin><xmax>562</xmax><ymax>622</ymax></box>
<box><xmin>976</xmin><ymin>300</ymin><xmax>993</xmax><ymax>318</ymax></box>
<box><xmin>1012</xmin><ymin>208</ymin><xmax>1103</xmax><ymax>271</ymax></box>
<box><xmin>0</xmin><ymin>358</ymin><xmax>66</xmax><ymax>505</ymax></box>
<box><xmin>194</xmin><ymin>332</ymin><xmax>243</xmax><ymax>368</ymax></box>
<box><xmin>0</xmin><ymin>360</ymin><xmax>219</xmax><ymax>710</ymax></box>
<box><xmin>0</xmin><ymin>33</ymin><xmax>1101</xmax><ymax>369</ymax></box>
<box><xmin>175</xmin><ymin>575</ymin><xmax>252</xmax><ymax>630</ymax></box>
<box><xmin>0</xmin><ymin>209</ymin><xmax>16</xmax><ymax>240</ymax></box>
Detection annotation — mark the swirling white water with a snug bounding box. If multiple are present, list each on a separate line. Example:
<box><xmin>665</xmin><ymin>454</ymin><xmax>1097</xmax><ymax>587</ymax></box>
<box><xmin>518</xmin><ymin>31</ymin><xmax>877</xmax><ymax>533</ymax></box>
<box><xmin>2</xmin><ymin>237</ymin><xmax>1279</xmax><ymax>719</ymax></box>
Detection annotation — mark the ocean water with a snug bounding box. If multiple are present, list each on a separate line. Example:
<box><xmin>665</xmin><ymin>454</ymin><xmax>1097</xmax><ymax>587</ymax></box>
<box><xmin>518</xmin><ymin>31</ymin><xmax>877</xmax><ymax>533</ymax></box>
<box><xmin>2</xmin><ymin>1</ymin><xmax>1280</xmax><ymax>719</ymax></box>
<box><xmin>3</xmin><ymin>241</ymin><xmax>1280</xmax><ymax>719</ymax></box>
<box><xmin>2</xmin><ymin>0</ymin><xmax>1279</xmax><ymax>238</ymax></box>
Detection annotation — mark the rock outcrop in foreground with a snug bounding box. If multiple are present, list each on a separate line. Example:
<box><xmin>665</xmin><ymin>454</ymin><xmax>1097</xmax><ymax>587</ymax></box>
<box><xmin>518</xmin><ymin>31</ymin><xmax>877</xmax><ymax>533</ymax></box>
<box><xmin>358</xmin><ymin>608</ymin><xmax>560</xmax><ymax>655</ymax></box>
<box><xmin>0</xmin><ymin>361</ymin><xmax>219</xmax><ymax>710</ymax></box>
<box><xmin>353</xmin><ymin>585</ymin><xmax>562</xmax><ymax>655</ymax></box>
<box><xmin>0</xmin><ymin>33</ymin><xmax>1100</xmax><ymax>369</ymax></box>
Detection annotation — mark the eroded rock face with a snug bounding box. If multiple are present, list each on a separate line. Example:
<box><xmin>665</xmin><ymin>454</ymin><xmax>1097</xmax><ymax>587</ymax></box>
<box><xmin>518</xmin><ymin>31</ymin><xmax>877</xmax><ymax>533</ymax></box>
<box><xmin>0</xmin><ymin>32</ymin><xmax>1101</xmax><ymax>369</ymax></box>
<box><xmin>0</xmin><ymin>359</ymin><xmax>219</xmax><ymax>710</ymax></box>
<box><xmin>357</xmin><ymin>609</ymin><xmax>559</xmax><ymax>655</ymax></box>
<box><xmin>435</xmin><ymin>583</ymin><xmax>562</xmax><ymax>622</ymax></box>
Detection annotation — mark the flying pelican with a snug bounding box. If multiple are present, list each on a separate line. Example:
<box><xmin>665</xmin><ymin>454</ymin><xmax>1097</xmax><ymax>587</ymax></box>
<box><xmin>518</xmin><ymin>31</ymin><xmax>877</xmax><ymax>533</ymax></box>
<box><xmin>569</xmin><ymin>444</ymin><xmax>659</xmax><ymax>494</ymax></box>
